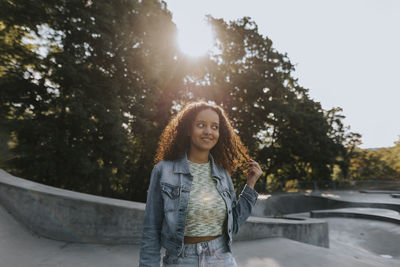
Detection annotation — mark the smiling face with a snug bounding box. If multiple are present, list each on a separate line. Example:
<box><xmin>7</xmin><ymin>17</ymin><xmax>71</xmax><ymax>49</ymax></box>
<box><xmin>189</xmin><ymin>108</ymin><xmax>220</xmax><ymax>154</ymax></box>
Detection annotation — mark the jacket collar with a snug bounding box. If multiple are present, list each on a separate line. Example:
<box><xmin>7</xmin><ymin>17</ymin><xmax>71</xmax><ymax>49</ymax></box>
<box><xmin>173</xmin><ymin>151</ymin><xmax>223</xmax><ymax>180</ymax></box>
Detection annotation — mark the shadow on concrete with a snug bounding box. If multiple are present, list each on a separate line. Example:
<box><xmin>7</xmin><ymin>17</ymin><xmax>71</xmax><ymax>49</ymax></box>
<box><xmin>1</xmin><ymin>169</ymin><xmax>400</xmax><ymax>266</ymax></box>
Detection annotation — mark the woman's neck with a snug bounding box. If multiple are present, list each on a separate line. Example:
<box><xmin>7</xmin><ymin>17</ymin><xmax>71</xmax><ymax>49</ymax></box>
<box><xmin>187</xmin><ymin>149</ymin><xmax>209</xmax><ymax>164</ymax></box>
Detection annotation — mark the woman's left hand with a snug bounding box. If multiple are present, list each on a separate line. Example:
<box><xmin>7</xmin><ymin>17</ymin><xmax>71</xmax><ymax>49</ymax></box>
<box><xmin>246</xmin><ymin>159</ymin><xmax>263</xmax><ymax>190</ymax></box>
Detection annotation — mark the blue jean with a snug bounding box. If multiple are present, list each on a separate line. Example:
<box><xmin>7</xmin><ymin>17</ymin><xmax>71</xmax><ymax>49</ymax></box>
<box><xmin>162</xmin><ymin>235</ymin><xmax>237</xmax><ymax>267</ymax></box>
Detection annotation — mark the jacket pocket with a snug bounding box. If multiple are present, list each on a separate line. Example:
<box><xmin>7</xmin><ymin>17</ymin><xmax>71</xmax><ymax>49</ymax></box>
<box><xmin>160</xmin><ymin>182</ymin><xmax>180</xmax><ymax>211</ymax></box>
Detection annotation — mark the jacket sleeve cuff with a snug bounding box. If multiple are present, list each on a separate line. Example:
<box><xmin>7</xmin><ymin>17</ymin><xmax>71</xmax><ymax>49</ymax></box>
<box><xmin>241</xmin><ymin>184</ymin><xmax>259</xmax><ymax>206</ymax></box>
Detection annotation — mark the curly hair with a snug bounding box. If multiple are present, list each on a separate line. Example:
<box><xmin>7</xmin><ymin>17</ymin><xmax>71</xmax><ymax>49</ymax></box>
<box><xmin>154</xmin><ymin>101</ymin><xmax>250</xmax><ymax>174</ymax></box>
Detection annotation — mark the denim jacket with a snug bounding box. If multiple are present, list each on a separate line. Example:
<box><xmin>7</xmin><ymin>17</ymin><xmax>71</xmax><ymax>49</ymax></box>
<box><xmin>139</xmin><ymin>152</ymin><xmax>258</xmax><ymax>267</ymax></box>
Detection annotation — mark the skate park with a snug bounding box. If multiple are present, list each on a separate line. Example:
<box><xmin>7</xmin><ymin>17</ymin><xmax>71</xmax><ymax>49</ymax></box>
<box><xmin>1</xmin><ymin>168</ymin><xmax>400</xmax><ymax>267</ymax></box>
<box><xmin>3</xmin><ymin>1</ymin><xmax>400</xmax><ymax>266</ymax></box>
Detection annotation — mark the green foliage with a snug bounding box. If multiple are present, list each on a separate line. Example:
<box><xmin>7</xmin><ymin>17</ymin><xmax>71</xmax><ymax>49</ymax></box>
<box><xmin>347</xmin><ymin>138</ymin><xmax>400</xmax><ymax>181</ymax></box>
<box><xmin>180</xmin><ymin>16</ymin><xmax>358</xmax><ymax>192</ymax></box>
<box><xmin>1</xmin><ymin>2</ymin><xmax>365</xmax><ymax>201</ymax></box>
<box><xmin>1</xmin><ymin>0</ymin><xmax>182</xmax><ymax>201</ymax></box>
<box><xmin>381</xmin><ymin>138</ymin><xmax>400</xmax><ymax>174</ymax></box>
<box><xmin>266</xmin><ymin>173</ymin><xmax>282</xmax><ymax>192</ymax></box>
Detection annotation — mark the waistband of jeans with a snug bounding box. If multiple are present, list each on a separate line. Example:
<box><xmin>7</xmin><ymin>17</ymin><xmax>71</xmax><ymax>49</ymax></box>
<box><xmin>181</xmin><ymin>235</ymin><xmax>228</xmax><ymax>256</ymax></box>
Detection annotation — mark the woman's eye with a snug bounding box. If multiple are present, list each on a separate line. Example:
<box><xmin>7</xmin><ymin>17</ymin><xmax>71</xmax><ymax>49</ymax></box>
<box><xmin>212</xmin><ymin>125</ymin><xmax>219</xmax><ymax>130</ymax></box>
<box><xmin>197</xmin><ymin>123</ymin><xmax>204</xmax><ymax>127</ymax></box>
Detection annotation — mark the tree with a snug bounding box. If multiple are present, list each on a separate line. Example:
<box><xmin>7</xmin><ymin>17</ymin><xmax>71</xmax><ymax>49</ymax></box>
<box><xmin>1</xmin><ymin>0</ymin><xmax>181</xmax><ymax>201</ymax></box>
<box><xmin>181</xmin><ymin>16</ymin><xmax>353</xmax><ymax>192</ymax></box>
<box><xmin>380</xmin><ymin>137</ymin><xmax>400</xmax><ymax>176</ymax></box>
<box><xmin>348</xmin><ymin>149</ymin><xmax>397</xmax><ymax>180</ymax></box>
<box><xmin>2</xmin><ymin>3</ymin><xmax>362</xmax><ymax>200</ymax></box>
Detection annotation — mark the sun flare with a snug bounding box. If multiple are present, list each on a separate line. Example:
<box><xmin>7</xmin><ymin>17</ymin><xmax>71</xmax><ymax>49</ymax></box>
<box><xmin>176</xmin><ymin>22</ymin><xmax>214</xmax><ymax>57</ymax></box>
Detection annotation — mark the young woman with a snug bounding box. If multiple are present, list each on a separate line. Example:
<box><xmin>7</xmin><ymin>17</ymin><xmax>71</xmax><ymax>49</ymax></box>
<box><xmin>139</xmin><ymin>101</ymin><xmax>262</xmax><ymax>267</ymax></box>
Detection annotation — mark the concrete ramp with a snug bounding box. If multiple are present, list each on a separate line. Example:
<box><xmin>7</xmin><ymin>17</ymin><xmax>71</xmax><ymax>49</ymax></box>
<box><xmin>0</xmin><ymin>169</ymin><xmax>146</xmax><ymax>244</ymax></box>
<box><xmin>0</xmin><ymin>169</ymin><xmax>328</xmax><ymax>247</ymax></box>
<box><xmin>1</xmin><ymin>169</ymin><xmax>400</xmax><ymax>266</ymax></box>
<box><xmin>311</xmin><ymin>207</ymin><xmax>400</xmax><ymax>225</ymax></box>
<box><xmin>327</xmin><ymin>217</ymin><xmax>400</xmax><ymax>260</ymax></box>
<box><xmin>0</xmin><ymin>204</ymin><xmax>139</xmax><ymax>267</ymax></box>
<box><xmin>2</xmin><ymin>204</ymin><xmax>398</xmax><ymax>267</ymax></box>
<box><xmin>232</xmin><ymin>237</ymin><xmax>396</xmax><ymax>267</ymax></box>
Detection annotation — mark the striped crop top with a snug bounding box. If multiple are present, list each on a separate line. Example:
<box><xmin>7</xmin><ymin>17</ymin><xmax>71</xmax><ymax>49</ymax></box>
<box><xmin>184</xmin><ymin>160</ymin><xmax>227</xmax><ymax>236</ymax></box>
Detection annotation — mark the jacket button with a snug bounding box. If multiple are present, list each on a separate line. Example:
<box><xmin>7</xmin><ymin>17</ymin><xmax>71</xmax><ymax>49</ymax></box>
<box><xmin>229</xmin><ymin>229</ymin><xmax>232</xmax><ymax>233</ymax></box>
<box><xmin>228</xmin><ymin>210</ymin><xmax>232</xmax><ymax>214</ymax></box>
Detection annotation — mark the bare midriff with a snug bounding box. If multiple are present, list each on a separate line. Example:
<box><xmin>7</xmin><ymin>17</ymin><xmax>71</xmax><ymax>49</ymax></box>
<box><xmin>184</xmin><ymin>235</ymin><xmax>221</xmax><ymax>244</ymax></box>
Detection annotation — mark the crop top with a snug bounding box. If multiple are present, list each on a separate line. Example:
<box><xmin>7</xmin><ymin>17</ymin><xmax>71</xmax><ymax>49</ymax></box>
<box><xmin>184</xmin><ymin>160</ymin><xmax>227</xmax><ymax>236</ymax></box>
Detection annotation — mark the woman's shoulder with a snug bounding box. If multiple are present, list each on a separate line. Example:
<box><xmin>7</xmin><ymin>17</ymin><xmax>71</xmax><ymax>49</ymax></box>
<box><xmin>153</xmin><ymin>158</ymin><xmax>177</xmax><ymax>171</ymax></box>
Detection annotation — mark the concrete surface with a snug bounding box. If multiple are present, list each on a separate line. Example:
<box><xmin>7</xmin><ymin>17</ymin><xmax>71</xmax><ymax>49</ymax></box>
<box><xmin>0</xmin><ymin>204</ymin><xmax>138</xmax><ymax>267</ymax></box>
<box><xmin>326</xmin><ymin>217</ymin><xmax>400</xmax><ymax>260</ymax></box>
<box><xmin>233</xmin><ymin>237</ymin><xmax>397</xmax><ymax>267</ymax></box>
<box><xmin>310</xmin><ymin>190</ymin><xmax>400</xmax><ymax>205</ymax></box>
<box><xmin>0</xmin><ymin>169</ymin><xmax>146</xmax><ymax>244</ymax></box>
<box><xmin>2</xmin><ymin>169</ymin><xmax>400</xmax><ymax>266</ymax></box>
<box><xmin>360</xmin><ymin>190</ymin><xmax>400</xmax><ymax>194</ymax></box>
<box><xmin>235</xmin><ymin>216</ymin><xmax>328</xmax><ymax>247</ymax></box>
<box><xmin>2</xmin><ymin>204</ymin><xmax>399</xmax><ymax>267</ymax></box>
<box><xmin>311</xmin><ymin>207</ymin><xmax>400</xmax><ymax>225</ymax></box>
<box><xmin>0</xmin><ymin>169</ymin><xmax>328</xmax><ymax>247</ymax></box>
<box><xmin>253</xmin><ymin>190</ymin><xmax>400</xmax><ymax>217</ymax></box>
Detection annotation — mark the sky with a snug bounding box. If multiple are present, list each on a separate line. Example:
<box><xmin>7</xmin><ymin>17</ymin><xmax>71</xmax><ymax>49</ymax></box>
<box><xmin>164</xmin><ymin>0</ymin><xmax>400</xmax><ymax>149</ymax></box>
